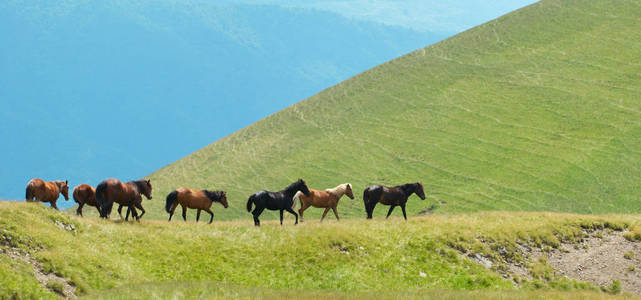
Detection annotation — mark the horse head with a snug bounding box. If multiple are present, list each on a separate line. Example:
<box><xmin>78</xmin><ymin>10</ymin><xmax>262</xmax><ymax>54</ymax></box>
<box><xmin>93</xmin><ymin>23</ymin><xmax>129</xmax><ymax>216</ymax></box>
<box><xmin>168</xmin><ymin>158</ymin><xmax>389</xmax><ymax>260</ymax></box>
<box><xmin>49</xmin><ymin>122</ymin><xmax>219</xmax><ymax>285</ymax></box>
<box><xmin>142</xmin><ymin>179</ymin><xmax>153</xmax><ymax>200</ymax></box>
<box><xmin>416</xmin><ymin>182</ymin><xmax>426</xmax><ymax>200</ymax></box>
<box><xmin>59</xmin><ymin>180</ymin><xmax>70</xmax><ymax>200</ymax></box>
<box><xmin>298</xmin><ymin>179</ymin><xmax>311</xmax><ymax>196</ymax></box>
<box><xmin>345</xmin><ymin>183</ymin><xmax>354</xmax><ymax>199</ymax></box>
<box><xmin>220</xmin><ymin>191</ymin><xmax>229</xmax><ymax>208</ymax></box>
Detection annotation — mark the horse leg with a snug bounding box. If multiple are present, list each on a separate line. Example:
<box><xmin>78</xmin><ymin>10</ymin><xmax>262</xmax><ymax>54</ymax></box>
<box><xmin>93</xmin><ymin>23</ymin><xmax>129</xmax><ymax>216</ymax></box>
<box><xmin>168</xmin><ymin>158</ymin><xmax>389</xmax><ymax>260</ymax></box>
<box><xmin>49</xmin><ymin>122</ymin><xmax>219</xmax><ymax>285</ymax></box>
<box><xmin>386</xmin><ymin>205</ymin><xmax>396</xmax><ymax>219</ymax></box>
<box><xmin>118</xmin><ymin>204</ymin><xmax>125</xmax><ymax>219</ymax></box>
<box><xmin>76</xmin><ymin>202</ymin><xmax>84</xmax><ymax>216</ymax></box>
<box><xmin>95</xmin><ymin>204</ymin><xmax>102</xmax><ymax>216</ymax></box>
<box><xmin>332</xmin><ymin>206</ymin><xmax>340</xmax><ymax>221</ymax></box>
<box><xmin>168</xmin><ymin>209</ymin><xmax>174</xmax><ymax>221</ymax></box>
<box><xmin>182</xmin><ymin>206</ymin><xmax>187</xmax><ymax>222</ymax></box>
<box><xmin>196</xmin><ymin>210</ymin><xmax>201</xmax><ymax>222</ymax></box>
<box><xmin>252</xmin><ymin>207</ymin><xmax>265</xmax><ymax>226</ymax></box>
<box><xmin>135</xmin><ymin>202</ymin><xmax>145</xmax><ymax>220</ymax></box>
<box><xmin>205</xmin><ymin>208</ymin><xmax>214</xmax><ymax>224</ymax></box>
<box><xmin>299</xmin><ymin>202</ymin><xmax>311</xmax><ymax>223</ymax></box>
<box><xmin>320</xmin><ymin>208</ymin><xmax>330</xmax><ymax>222</ymax></box>
<box><xmin>128</xmin><ymin>204</ymin><xmax>139</xmax><ymax>222</ymax></box>
<box><xmin>279</xmin><ymin>210</ymin><xmax>284</xmax><ymax>225</ymax></box>
<box><xmin>285</xmin><ymin>207</ymin><xmax>298</xmax><ymax>225</ymax></box>
<box><xmin>50</xmin><ymin>201</ymin><xmax>59</xmax><ymax>211</ymax></box>
<box><xmin>401</xmin><ymin>204</ymin><xmax>407</xmax><ymax>220</ymax></box>
<box><xmin>368</xmin><ymin>201</ymin><xmax>378</xmax><ymax>219</ymax></box>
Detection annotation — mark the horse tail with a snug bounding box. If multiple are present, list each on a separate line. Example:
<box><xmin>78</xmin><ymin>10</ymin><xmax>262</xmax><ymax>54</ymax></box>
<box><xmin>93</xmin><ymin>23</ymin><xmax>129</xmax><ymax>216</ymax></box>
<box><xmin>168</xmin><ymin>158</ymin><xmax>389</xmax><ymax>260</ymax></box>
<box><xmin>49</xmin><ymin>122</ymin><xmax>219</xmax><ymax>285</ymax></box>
<box><xmin>363</xmin><ymin>187</ymin><xmax>371</xmax><ymax>219</ymax></box>
<box><xmin>95</xmin><ymin>182</ymin><xmax>107</xmax><ymax>218</ymax></box>
<box><xmin>246</xmin><ymin>194</ymin><xmax>255</xmax><ymax>212</ymax></box>
<box><xmin>25</xmin><ymin>182</ymin><xmax>34</xmax><ymax>201</ymax></box>
<box><xmin>165</xmin><ymin>190</ymin><xmax>178</xmax><ymax>213</ymax></box>
<box><xmin>292</xmin><ymin>191</ymin><xmax>302</xmax><ymax>210</ymax></box>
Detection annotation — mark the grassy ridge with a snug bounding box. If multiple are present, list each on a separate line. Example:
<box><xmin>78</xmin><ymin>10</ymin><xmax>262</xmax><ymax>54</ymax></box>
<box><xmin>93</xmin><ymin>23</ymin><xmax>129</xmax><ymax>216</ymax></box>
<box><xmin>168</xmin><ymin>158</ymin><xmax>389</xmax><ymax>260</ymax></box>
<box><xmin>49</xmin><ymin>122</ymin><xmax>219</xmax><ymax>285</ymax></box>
<box><xmin>131</xmin><ymin>0</ymin><xmax>641</xmax><ymax>221</ymax></box>
<box><xmin>3</xmin><ymin>202</ymin><xmax>641</xmax><ymax>298</ymax></box>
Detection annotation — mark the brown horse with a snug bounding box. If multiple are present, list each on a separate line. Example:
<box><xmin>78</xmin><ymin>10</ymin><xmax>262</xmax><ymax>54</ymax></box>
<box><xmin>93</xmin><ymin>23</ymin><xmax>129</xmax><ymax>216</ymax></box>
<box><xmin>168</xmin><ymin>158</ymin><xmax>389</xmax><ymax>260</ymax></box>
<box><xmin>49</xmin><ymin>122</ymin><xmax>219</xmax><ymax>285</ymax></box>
<box><xmin>363</xmin><ymin>182</ymin><xmax>425</xmax><ymax>220</ymax></box>
<box><xmin>72</xmin><ymin>184</ymin><xmax>100</xmax><ymax>217</ymax></box>
<box><xmin>95</xmin><ymin>178</ymin><xmax>152</xmax><ymax>220</ymax></box>
<box><xmin>165</xmin><ymin>187</ymin><xmax>228</xmax><ymax>223</ymax></box>
<box><xmin>293</xmin><ymin>183</ymin><xmax>354</xmax><ymax>222</ymax></box>
<box><xmin>25</xmin><ymin>179</ymin><xmax>69</xmax><ymax>210</ymax></box>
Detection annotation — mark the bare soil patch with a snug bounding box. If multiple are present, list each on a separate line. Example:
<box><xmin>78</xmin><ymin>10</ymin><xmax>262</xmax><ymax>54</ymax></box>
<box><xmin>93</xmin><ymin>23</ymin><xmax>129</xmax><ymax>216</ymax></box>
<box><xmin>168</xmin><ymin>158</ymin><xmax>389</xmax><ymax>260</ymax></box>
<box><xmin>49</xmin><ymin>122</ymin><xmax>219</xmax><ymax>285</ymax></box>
<box><xmin>1</xmin><ymin>247</ymin><xmax>77</xmax><ymax>298</ymax></box>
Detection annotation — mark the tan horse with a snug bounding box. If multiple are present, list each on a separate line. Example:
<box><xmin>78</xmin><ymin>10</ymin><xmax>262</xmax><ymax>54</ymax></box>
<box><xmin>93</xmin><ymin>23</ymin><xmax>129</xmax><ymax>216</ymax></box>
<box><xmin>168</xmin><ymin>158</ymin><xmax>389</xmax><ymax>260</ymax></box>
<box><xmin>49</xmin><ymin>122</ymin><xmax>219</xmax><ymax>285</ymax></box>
<box><xmin>25</xmin><ymin>178</ymin><xmax>69</xmax><ymax>210</ymax></box>
<box><xmin>165</xmin><ymin>187</ymin><xmax>228</xmax><ymax>223</ymax></box>
<box><xmin>72</xmin><ymin>184</ymin><xmax>100</xmax><ymax>217</ymax></box>
<box><xmin>293</xmin><ymin>183</ymin><xmax>354</xmax><ymax>222</ymax></box>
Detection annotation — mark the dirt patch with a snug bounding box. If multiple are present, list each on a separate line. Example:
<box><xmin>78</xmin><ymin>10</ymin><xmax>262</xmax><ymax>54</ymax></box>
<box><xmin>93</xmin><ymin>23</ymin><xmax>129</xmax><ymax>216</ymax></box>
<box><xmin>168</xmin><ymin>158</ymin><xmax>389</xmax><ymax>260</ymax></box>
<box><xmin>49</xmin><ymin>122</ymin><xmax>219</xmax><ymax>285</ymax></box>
<box><xmin>1</xmin><ymin>247</ymin><xmax>77</xmax><ymax>298</ymax></box>
<box><xmin>544</xmin><ymin>231</ymin><xmax>641</xmax><ymax>294</ymax></box>
<box><xmin>463</xmin><ymin>230</ymin><xmax>641</xmax><ymax>294</ymax></box>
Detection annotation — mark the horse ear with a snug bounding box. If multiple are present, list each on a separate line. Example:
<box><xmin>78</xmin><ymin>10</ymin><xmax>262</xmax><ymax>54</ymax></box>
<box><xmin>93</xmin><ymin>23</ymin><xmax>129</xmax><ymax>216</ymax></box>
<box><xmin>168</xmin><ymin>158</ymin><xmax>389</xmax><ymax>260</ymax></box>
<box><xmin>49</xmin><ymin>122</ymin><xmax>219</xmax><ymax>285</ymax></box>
<box><xmin>65</xmin><ymin>180</ymin><xmax>68</xmax><ymax>185</ymax></box>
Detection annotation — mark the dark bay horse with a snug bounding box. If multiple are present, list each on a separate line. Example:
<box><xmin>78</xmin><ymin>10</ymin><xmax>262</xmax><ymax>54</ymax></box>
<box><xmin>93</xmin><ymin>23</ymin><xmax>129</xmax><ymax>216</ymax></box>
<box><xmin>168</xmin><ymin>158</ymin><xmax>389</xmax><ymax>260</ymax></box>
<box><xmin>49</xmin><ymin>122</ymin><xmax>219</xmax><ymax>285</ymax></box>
<box><xmin>363</xmin><ymin>182</ymin><xmax>425</xmax><ymax>220</ymax></box>
<box><xmin>25</xmin><ymin>179</ymin><xmax>69</xmax><ymax>210</ymax></box>
<box><xmin>72</xmin><ymin>184</ymin><xmax>100</xmax><ymax>216</ymax></box>
<box><xmin>246</xmin><ymin>179</ymin><xmax>311</xmax><ymax>226</ymax></box>
<box><xmin>95</xmin><ymin>178</ymin><xmax>152</xmax><ymax>220</ymax></box>
<box><xmin>165</xmin><ymin>187</ymin><xmax>228</xmax><ymax>223</ymax></box>
<box><xmin>294</xmin><ymin>183</ymin><xmax>354</xmax><ymax>222</ymax></box>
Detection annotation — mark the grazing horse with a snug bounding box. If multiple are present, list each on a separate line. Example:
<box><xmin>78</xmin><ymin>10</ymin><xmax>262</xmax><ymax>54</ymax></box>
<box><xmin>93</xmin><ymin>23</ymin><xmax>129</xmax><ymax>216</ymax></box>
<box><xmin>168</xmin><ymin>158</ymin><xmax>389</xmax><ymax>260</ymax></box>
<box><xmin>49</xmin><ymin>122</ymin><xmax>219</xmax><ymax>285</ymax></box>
<box><xmin>246</xmin><ymin>179</ymin><xmax>311</xmax><ymax>226</ymax></box>
<box><xmin>25</xmin><ymin>179</ymin><xmax>69</xmax><ymax>210</ymax></box>
<box><xmin>72</xmin><ymin>184</ymin><xmax>100</xmax><ymax>216</ymax></box>
<box><xmin>363</xmin><ymin>182</ymin><xmax>425</xmax><ymax>220</ymax></box>
<box><xmin>165</xmin><ymin>187</ymin><xmax>229</xmax><ymax>224</ymax></box>
<box><xmin>293</xmin><ymin>183</ymin><xmax>354</xmax><ymax>222</ymax></box>
<box><xmin>95</xmin><ymin>178</ymin><xmax>152</xmax><ymax>221</ymax></box>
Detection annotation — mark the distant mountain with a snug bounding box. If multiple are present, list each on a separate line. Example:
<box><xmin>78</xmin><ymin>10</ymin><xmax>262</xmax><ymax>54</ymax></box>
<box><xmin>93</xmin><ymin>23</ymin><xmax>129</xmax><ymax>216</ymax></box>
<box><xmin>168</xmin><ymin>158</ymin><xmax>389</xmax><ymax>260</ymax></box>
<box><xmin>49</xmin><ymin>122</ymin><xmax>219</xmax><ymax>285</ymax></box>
<box><xmin>143</xmin><ymin>0</ymin><xmax>641</xmax><ymax>221</ymax></box>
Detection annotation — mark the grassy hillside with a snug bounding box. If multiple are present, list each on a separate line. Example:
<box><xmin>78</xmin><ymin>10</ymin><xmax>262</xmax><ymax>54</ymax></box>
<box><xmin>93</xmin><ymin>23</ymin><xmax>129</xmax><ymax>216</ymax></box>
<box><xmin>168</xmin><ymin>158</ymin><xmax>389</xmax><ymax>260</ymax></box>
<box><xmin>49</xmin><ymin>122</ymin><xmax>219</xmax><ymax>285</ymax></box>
<box><xmin>4</xmin><ymin>202</ymin><xmax>641</xmax><ymax>298</ymax></box>
<box><xmin>134</xmin><ymin>0</ymin><xmax>641</xmax><ymax>221</ymax></box>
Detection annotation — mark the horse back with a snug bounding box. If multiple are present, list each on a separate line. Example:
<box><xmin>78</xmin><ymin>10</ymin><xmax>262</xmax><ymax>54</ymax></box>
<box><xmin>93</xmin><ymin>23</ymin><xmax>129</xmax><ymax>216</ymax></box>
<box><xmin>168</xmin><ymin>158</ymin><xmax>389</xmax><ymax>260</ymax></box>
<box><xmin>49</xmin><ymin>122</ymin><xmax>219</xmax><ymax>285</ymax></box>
<box><xmin>176</xmin><ymin>187</ymin><xmax>211</xmax><ymax>209</ymax></box>
<box><xmin>73</xmin><ymin>184</ymin><xmax>96</xmax><ymax>206</ymax></box>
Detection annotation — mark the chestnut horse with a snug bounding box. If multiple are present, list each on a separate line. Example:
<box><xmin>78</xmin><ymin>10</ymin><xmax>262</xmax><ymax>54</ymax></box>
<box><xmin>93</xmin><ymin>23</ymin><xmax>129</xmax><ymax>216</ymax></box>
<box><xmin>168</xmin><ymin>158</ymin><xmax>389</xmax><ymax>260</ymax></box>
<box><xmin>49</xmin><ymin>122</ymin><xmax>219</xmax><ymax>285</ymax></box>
<box><xmin>72</xmin><ymin>184</ymin><xmax>100</xmax><ymax>216</ymax></box>
<box><xmin>165</xmin><ymin>188</ymin><xmax>228</xmax><ymax>223</ymax></box>
<box><xmin>363</xmin><ymin>182</ymin><xmax>425</xmax><ymax>220</ymax></box>
<box><xmin>293</xmin><ymin>183</ymin><xmax>354</xmax><ymax>222</ymax></box>
<box><xmin>95</xmin><ymin>178</ymin><xmax>152</xmax><ymax>220</ymax></box>
<box><xmin>246</xmin><ymin>179</ymin><xmax>311</xmax><ymax>226</ymax></box>
<box><xmin>25</xmin><ymin>179</ymin><xmax>69</xmax><ymax>210</ymax></box>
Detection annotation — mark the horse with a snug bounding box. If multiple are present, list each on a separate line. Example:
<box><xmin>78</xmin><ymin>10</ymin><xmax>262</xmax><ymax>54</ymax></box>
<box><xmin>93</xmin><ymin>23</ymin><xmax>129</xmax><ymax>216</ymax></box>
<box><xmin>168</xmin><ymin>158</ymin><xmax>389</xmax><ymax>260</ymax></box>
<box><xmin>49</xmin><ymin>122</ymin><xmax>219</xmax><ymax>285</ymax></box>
<box><xmin>95</xmin><ymin>178</ymin><xmax>152</xmax><ymax>221</ymax></box>
<box><xmin>165</xmin><ymin>188</ymin><xmax>229</xmax><ymax>224</ymax></box>
<box><xmin>362</xmin><ymin>182</ymin><xmax>425</xmax><ymax>220</ymax></box>
<box><xmin>293</xmin><ymin>183</ymin><xmax>354</xmax><ymax>222</ymax></box>
<box><xmin>25</xmin><ymin>179</ymin><xmax>69</xmax><ymax>210</ymax></box>
<box><xmin>72</xmin><ymin>184</ymin><xmax>101</xmax><ymax>216</ymax></box>
<box><xmin>246</xmin><ymin>179</ymin><xmax>311</xmax><ymax>226</ymax></box>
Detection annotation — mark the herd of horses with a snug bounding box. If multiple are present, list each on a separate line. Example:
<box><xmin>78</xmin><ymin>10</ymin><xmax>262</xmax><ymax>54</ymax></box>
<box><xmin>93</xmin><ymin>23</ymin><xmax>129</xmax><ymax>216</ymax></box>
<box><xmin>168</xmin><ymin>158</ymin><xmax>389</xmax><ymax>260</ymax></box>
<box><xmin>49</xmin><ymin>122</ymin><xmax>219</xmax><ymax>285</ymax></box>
<box><xmin>24</xmin><ymin>178</ymin><xmax>426</xmax><ymax>225</ymax></box>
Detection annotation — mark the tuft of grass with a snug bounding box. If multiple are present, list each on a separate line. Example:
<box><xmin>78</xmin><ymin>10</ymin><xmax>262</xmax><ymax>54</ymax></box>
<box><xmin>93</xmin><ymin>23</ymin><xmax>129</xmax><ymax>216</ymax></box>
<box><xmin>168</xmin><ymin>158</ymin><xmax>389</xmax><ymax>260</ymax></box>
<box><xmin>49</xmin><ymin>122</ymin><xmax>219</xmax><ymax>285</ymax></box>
<box><xmin>601</xmin><ymin>280</ymin><xmax>622</xmax><ymax>295</ymax></box>
<box><xmin>46</xmin><ymin>282</ymin><xmax>64</xmax><ymax>296</ymax></box>
<box><xmin>623</xmin><ymin>252</ymin><xmax>634</xmax><ymax>260</ymax></box>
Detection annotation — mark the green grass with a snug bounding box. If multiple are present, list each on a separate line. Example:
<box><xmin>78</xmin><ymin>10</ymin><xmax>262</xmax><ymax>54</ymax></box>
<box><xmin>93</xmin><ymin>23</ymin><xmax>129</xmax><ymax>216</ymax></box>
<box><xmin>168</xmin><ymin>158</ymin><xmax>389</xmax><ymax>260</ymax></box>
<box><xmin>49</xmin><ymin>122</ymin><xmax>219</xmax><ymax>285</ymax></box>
<box><xmin>90</xmin><ymin>0</ymin><xmax>641</xmax><ymax>222</ymax></box>
<box><xmin>4</xmin><ymin>202</ymin><xmax>641</xmax><ymax>298</ymax></box>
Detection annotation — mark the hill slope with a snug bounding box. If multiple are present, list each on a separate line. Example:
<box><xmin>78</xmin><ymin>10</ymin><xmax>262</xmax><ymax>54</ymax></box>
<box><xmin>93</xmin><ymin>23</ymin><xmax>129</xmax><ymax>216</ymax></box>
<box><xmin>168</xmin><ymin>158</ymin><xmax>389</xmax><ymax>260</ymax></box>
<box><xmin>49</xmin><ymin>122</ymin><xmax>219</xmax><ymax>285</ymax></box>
<box><xmin>140</xmin><ymin>0</ymin><xmax>641</xmax><ymax>221</ymax></box>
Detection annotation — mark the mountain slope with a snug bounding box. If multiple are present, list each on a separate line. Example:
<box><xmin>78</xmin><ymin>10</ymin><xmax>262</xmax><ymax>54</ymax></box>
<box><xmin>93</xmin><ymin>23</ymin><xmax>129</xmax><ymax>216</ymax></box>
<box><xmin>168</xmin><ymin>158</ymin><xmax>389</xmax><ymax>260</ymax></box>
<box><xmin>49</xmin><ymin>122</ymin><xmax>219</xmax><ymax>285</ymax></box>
<box><xmin>140</xmin><ymin>0</ymin><xmax>641</xmax><ymax>221</ymax></box>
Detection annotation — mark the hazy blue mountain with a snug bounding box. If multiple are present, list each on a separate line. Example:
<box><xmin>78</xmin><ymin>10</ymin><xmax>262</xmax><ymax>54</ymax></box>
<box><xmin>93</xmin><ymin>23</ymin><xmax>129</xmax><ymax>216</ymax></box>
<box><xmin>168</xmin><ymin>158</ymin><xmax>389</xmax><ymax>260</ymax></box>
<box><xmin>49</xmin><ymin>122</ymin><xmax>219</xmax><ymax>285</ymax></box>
<box><xmin>0</xmin><ymin>0</ymin><xmax>535</xmax><ymax>208</ymax></box>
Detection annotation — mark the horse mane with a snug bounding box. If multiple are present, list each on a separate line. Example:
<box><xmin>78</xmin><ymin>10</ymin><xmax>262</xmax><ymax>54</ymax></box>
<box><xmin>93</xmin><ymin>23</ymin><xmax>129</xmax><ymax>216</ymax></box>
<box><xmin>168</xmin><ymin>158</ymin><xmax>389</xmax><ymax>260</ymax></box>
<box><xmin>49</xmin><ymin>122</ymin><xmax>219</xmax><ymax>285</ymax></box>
<box><xmin>283</xmin><ymin>179</ymin><xmax>303</xmax><ymax>193</ymax></box>
<box><xmin>128</xmin><ymin>180</ymin><xmax>149</xmax><ymax>193</ymax></box>
<box><xmin>326</xmin><ymin>183</ymin><xmax>350</xmax><ymax>196</ymax></box>
<box><xmin>202</xmin><ymin>190</ymin><xmax>225</xmax><ymax>202</ymax></box>
<box><xmin>399</xmin><ymin>182</ymin><xmax>420</xmax><ymax>193</ymax></box>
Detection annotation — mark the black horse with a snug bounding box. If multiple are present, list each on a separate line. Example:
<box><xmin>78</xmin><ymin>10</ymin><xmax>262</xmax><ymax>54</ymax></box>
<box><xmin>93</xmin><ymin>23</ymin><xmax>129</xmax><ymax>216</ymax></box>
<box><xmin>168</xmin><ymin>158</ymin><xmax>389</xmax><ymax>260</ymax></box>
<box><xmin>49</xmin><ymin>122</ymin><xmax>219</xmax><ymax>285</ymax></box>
<box><xmin>362</xmin><ymin>182</ymin><xmax>425</xmax><ymax>220</ymax></box>
<box><xmin>246</xmin><ymin>179</ymin><xmax>311</xmax><ymax>226</ymax></box>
